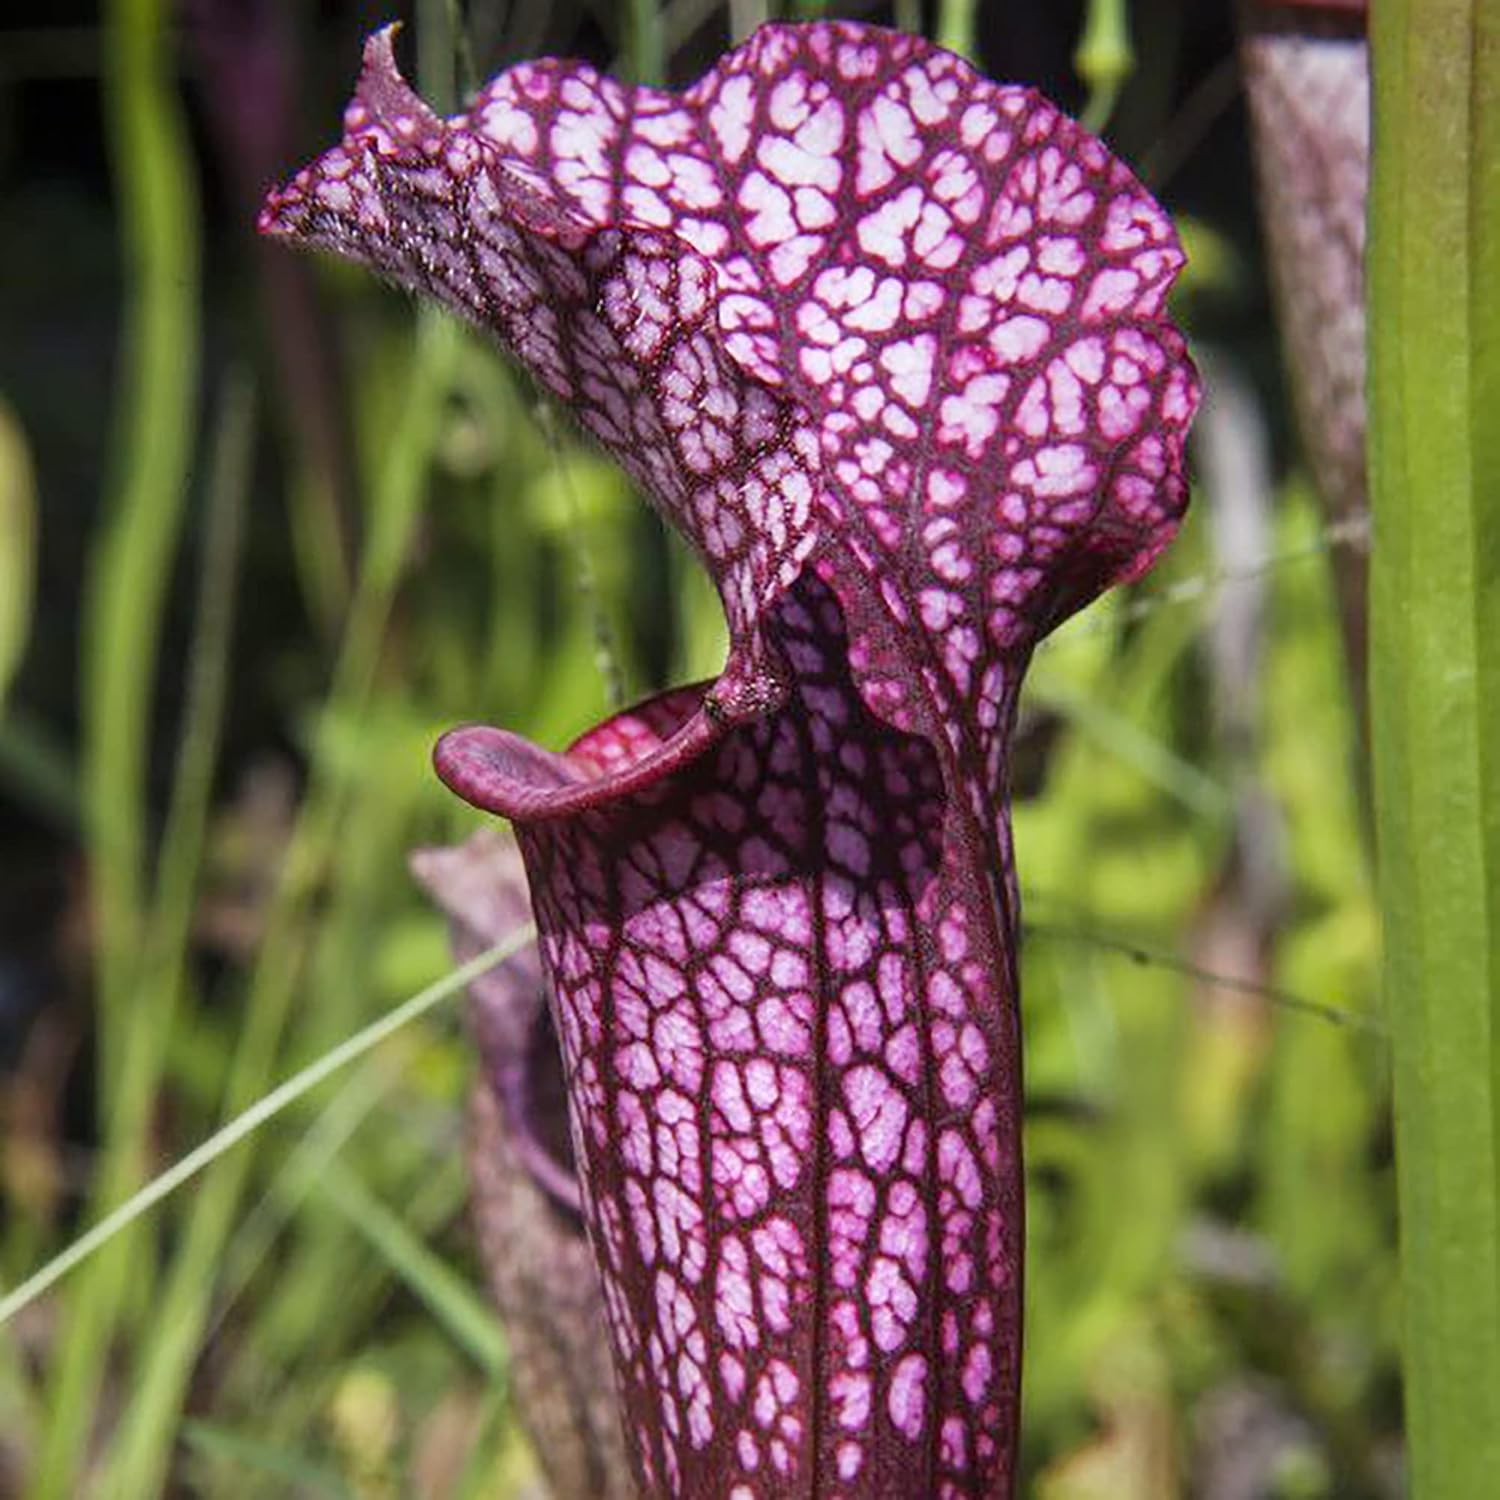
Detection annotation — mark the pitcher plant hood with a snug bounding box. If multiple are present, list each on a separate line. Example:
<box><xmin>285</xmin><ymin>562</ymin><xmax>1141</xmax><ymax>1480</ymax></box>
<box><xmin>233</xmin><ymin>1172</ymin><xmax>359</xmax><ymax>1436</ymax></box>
<box><xmin>262</xmin><ymin>20</ymin><xmax>1198</xmax><ymax>1497</ymax></box>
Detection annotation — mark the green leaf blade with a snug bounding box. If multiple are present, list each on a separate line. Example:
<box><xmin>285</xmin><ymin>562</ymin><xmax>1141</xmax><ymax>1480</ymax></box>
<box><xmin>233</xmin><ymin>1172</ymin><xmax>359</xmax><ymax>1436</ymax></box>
<box><xmin>1368</xmin><ymin>4</ymin><xmax>1500</xmax><ymax>1493</ymax></box>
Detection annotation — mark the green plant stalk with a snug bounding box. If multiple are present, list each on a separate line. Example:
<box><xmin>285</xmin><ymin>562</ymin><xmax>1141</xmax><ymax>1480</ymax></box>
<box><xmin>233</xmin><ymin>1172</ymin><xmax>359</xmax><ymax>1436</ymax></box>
<box><xmin>286</xmin><ymin>464</ymin><xmax>355</xmax><ymax>646</ymax></box>
<box><xmin>34</xmin><ymin>372</ymin><xmax>247</xmax><ymax>1499</ymax></box>
<box><xmin>1075</xmin><ymin>0</ymin><xmax>1134</xmax><ymax>135</ymax></box>
<box><xmin>102</xmin><ymin>310</ymin><xmax>460</xmax><ymax>1500</ymax></box>
<box><xmin>540</xmin><ymin>405</ymin><xmax>627</xmax><ymax>710</ymax></box>
<box><xmin>206</xmin><ymin>1052</ymin><xmax>430</xmax><ymax>1431</ymax></box>
<box><xmin>320</xmin><ymin>1159</ymin><xmax>508</xmax><ymax>1376</ymax></box>
<box><xmin>629</xmin><ymin>0</ymin><xmax>665</xmax><ymax>83</ymax></box>
<box><xmin>0</xmin><ymin>398</ymin><xmax>37</xmax><ymax>713</ymax></box>
<box><xmin>30</xmin><ymin>0</ymin><xmax>201</xmax><ymax>1490</ymax></box>
<box><xmin>84</xmin><ymin>0</ymin><xmax>200</xmax><ymax>1123</ymax></box>
<box><xmin>205</xmin><ymin>1120</ymin><xmax>474</xmax><ymax>1471</ymax></box>
<box><xmin>936</xmin><ymin>0</ymin><xmax>978</xmax><ymax>59</ymax></box>
<box><xmin>146</xmin><ymin>371</ymin><xmax>254</xmax><ymax>993</ymax></box>
<box><xmin>1367</xmin><ymin>3</ymin><xmax>1500</xmax><ymax>1493</ymax></box>
<box><xmin>95</xmin><ymin>363</ymin><xmax>251</xmax><ymax>1303</ymax></box>
<box><xmin>475</xmin><ymin>370</ymin><xmax>542</xmax><ymax>708</ymax></box>
<box><xmin>111</xmin><ymin>368</ymin><xmax>256</xmax><ymax>1180</ymax></box>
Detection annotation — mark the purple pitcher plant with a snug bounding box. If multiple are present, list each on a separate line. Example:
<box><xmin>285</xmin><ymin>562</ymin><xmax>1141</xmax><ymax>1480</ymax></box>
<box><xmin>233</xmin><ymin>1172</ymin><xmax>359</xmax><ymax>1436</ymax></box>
<box><xmin>262</xmin><ymin>20</ymin><xmax>1197</xmax><ymax>1497</ymax></box>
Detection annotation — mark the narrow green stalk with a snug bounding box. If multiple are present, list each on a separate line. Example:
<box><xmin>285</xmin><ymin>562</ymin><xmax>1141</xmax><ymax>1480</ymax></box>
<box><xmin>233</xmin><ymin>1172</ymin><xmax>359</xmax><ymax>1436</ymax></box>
<box><xmin>629</xmin><ymin>0</ymin><xmax>665</xmax><ymax>83</ymax></box>
<box><xmin>445</xmin><ymin>0</ymin><xmax>480</xmax><ymax>98</ymax></box>
<box><xmin>147</xmin><ymin>372</ymin><xmax>254</xmax><ymax>992</ymax></box>
<box><xmin>286</xmin><ymin>466</ymin><xmax>354</xmax><ymax>645</ymax></box>
<box><xmin>30</xmin><ymin>0</ymin><xmax>200</xmax><ymax>1489</ymax></box>
<box><xmin>1367</xmin><ymin>4</ymin><xmax>1500</xmax><ymax>1494</ymax></box>
<box><xmin>539</xmin><ymin>405</ymin><xmax>626</xmax><ymax>710</ymax></box>
<box><xmin>1075</xmin><ymin>0</ymin><xmax>1133</xmax><ymax>134</ymax></box>
<box><xmin>83</xmin><ymin>0</ymin><xmax>200</xmax><ymax>1115</ymax></box>
<box><xmin>320</xmin><ymin>1161</ymin><xmax>508</xmax><ymax>1376</ymax></box>
<box><xmin>936</xmin><ymin>0</ymin><xmax>978</xmax><ymax>60</ymax></box>
<box><xmin>417</xmin><ymin>0</ymin><xmax>458</xmax><ymax>112</ymax></box>
<box><xmin>35</xmin><ymin>373</ymin><xmax>247</xmax><ymax>1500</ymax></box>
<box><xmin>0</xmin><ymin>398</ymin><xmax>36</xmax><ymax>712</ymax></box>
<box><xmin>102</xmin><ymin>311</ymin><xmax>460</xmax><ymax>1500</ymax></box>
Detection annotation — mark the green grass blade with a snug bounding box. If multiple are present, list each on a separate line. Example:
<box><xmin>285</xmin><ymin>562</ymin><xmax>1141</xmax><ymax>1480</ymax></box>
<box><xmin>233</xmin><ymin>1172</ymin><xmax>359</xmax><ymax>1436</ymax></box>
<box><xmin>1075</xmin><ymin>0</ymin><xmax>1134</xmax><ymax>134</ymax></box>
<box><xmin>936</xmin><ymin>0</ymin><xmax>978</xmax><ymax>59</ymax></box>
<box><xmin>320</xmin><ymin>1161</ymin><xmax>508</xmax><ymax>1378</ymax></box>
<box><xmin>148</xmin><ymin>370</ymin><xmax>254</xmax><ymax>976</ymax></box>
<box><xmin>102</xmin><ymin>310</ymin><xmax>461</xmax><ymax>1500</ymax></box>
<box><xmin>33</xmin><ymin>371</ymin><xmax>247</xmax><ymax>1500</ymax></box>
<box><xmin>82</xmin><ymin>0</ymin><xmax>200</xmax><ymax>1089</ymax></box>
<box><xmin>1367</xmin><ymin>3</ymin><xmax>1500</xmax><ymax>1492</ymax></box>
<box><xmin>0</xmin><ymin>398</ymin><xmax>37</xmax><ymax>713</ymax></box>
<box><xmin>30</xmin><ymin>0</ymin><xmax>201</xmax><ymax>1487</ymax></box>
<box><xmin>628</xmin><ymin>0</ymin><xmax>665</xmax><ymax>83</ymax></box>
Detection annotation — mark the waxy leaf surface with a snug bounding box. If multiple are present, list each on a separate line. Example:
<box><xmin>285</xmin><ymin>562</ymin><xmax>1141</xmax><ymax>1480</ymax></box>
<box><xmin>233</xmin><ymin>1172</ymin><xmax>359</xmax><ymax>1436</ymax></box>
<box><xmin>264</xmin><ymin>21</ymin><xmax>1196</xmax><ymax>1497</ymax></box>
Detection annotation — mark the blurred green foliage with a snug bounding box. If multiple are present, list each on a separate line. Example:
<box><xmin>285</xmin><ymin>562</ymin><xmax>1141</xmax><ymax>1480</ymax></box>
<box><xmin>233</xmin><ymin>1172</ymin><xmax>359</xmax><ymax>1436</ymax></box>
<box><xmin>0</xmin><ymin>1</ymin><xmax>1395</xmax><ymax>1496</ymax></box>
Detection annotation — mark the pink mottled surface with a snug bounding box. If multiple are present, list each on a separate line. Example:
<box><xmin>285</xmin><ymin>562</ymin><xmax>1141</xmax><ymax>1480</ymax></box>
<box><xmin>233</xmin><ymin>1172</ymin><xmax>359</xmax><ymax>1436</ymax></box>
<box><xmin>263</xmin><ymin>21</ymin><xmax>1196</xmax><ymax>1497</ymax></box>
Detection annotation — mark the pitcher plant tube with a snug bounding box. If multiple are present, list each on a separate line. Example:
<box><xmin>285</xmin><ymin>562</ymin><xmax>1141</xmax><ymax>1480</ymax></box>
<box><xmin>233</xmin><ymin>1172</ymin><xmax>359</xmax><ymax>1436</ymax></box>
<box><xmin>261</xmin><ymin>20</ymin><xmax>1198</xmax><ymax>1497</ymax></box>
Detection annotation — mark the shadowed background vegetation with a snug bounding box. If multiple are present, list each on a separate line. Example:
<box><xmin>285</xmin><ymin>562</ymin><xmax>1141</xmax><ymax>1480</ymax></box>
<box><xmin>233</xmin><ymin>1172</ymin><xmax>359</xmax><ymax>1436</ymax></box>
<box><xmin>0</xmin><ymin>1</ymin><xmax>1398</xmax><ymax>1495</ymax></box>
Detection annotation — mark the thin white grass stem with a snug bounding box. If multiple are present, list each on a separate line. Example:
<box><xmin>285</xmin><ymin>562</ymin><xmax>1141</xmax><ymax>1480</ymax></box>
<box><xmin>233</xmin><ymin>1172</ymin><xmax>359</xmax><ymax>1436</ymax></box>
<box><xmin>0</xmin><ymin>924</ymin><xmax>536</xmax><ymax>1328</ymax></box>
